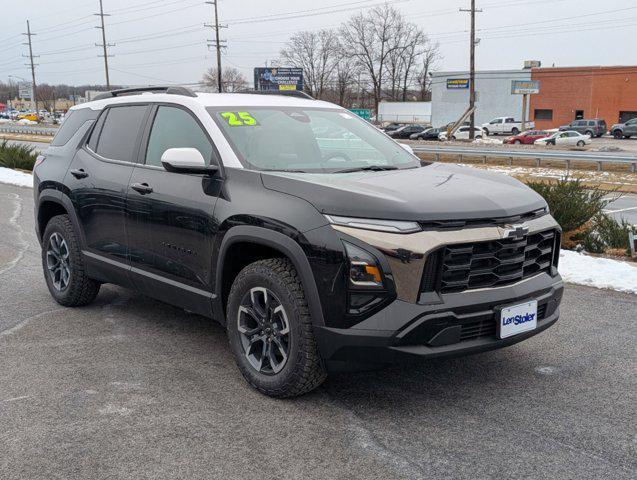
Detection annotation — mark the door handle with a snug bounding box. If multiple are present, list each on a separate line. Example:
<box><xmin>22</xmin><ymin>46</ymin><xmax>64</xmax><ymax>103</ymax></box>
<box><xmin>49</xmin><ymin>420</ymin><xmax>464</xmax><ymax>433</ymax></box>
<box><xmin>131</xmin><ymin>182</ymin><xmax>153</xmax><ymax>195</ymax></box>
<box><xmin>70</xmin><ymin>168</ymin><xmax>89</xmax><ymax>179</ymax></box>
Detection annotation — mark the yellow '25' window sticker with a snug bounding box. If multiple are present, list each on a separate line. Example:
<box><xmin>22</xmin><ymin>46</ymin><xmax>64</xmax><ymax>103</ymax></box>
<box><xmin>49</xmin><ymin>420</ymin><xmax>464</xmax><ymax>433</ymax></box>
<box><xmin>220</xmin><ymin>111</ymin><xmax>258</xmax><ymax>127</ymax></box>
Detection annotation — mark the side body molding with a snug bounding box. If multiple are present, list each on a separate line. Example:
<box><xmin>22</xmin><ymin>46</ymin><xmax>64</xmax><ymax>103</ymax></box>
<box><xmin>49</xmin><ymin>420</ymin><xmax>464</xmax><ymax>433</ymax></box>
<box><xmin>215</xmin><ymin>225</ymin><xmax>326</xmax><ymax>327</ymax></box>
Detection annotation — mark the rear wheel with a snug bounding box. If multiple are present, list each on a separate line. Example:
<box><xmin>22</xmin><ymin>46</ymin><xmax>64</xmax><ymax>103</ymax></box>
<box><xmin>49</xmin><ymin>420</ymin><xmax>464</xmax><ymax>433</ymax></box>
<box><xmin>482</xmin><ymin>128</ymin><xmax>489</xmax><ymax>136</ymax></box>
<box><xmin>227</xmin><ymin>258</ymin><xmax>326</xmax><ymax>398</ymax></box>
<box><xmin>42</xmin><ymin>215</ymin><xmax>100</xmax><ymax>306</ymax></box>
<box><xmin>514</xmin><ymin>139</ymin><xmax>522</xmax><ymax>145</ymax></box>
<box><xmin>585</xmin><ymin>130</ymin><xmax>594</xmax><ymax>137</ymax></box>
<box><xmin>511</xmin><ymin>127</ymin><xmax>519</xmax><ymax>135</ymax></box>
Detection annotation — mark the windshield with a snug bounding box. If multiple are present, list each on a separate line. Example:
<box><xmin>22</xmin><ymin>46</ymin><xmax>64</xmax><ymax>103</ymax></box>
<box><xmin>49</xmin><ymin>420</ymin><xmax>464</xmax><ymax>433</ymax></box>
<box><xmin>208</xmin><ymin>107</ymin><xmax>420</xmax><ymax>173</ymax></box>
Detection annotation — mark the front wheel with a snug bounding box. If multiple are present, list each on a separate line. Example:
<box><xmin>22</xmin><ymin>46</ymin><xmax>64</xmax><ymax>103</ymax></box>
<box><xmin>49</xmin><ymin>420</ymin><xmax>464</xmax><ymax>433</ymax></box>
<box><xmin>227</xmin><ymin>258</ymin><xmax>326</xmax><ymax>398</ymax></box>
<box><xmin>613</xmin><ymin>130</ymin><xmax>623</xmax><ymax>139</ymax></box>
<box><xmin>511</xmin><ymin>128</ymin><xmax>519</xmax><ymax>135</ymax></box>
<box><xmin>482</xmin><ymin>128</ymin><xmax>489</xmax><ymax>136</ymax></box>
<box><xmin>41</xmin><ymin>215</ymin><xmax>100</xmax><ymax>306</ymax></box>
<box><xmin>514</xmin><ymin>139</ymin><xmax>522</xmax><ymax>145</ymax></box>
<box><xmin>577</xmin><ymin>140</ymin><xmax>585</xmax><ymax>147</ymax></box>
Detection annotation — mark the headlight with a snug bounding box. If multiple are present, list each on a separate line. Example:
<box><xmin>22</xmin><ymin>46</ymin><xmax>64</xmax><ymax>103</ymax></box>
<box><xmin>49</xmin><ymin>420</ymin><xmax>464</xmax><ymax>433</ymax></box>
<box><xmin>325</xmin><ymin>214</ymin><xmax>420</xmax><ymax>234</ymax></box>
<box><xmin>343</xmin><ymin>241</ymin><xmax>383</xmax><ymax>289</ymax></box>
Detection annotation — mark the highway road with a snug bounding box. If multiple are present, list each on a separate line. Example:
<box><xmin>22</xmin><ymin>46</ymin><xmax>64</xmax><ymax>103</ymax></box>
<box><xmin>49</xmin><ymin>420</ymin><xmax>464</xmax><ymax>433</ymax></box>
<box><xmin>0</xmin><ymin>182</ymin><xmax>635</xmax><ymax>480</ymax></box>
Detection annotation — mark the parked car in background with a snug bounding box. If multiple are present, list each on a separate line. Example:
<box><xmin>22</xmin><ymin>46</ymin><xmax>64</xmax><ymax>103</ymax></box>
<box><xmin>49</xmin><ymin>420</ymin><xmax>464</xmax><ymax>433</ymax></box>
<box><xmin>388</xmin><ymin>124</ymin><xmax>427</xmax><ymax>139</ymax></box>
<box><xmin>482</xmin><ymin>117</ymin><xmax>533</xmax><ymax>136</ymax></box>
<box><xmin>18</xmin><ymin>112</ymin><xmax>38</xmax><ymax>122</ymax></box>
<box><xmin>382</xmin><ymin>123</ymin><xmax>404</xmax><ymax>132</ymax></box>
<box><xmin>559</xmin><ymin>119</ymin><xmax>607</xmax><ymax>137</ymax></box>
<box><xmin>610</xmin><ymin>118</ymin><xmax>637</xmax><ymax>139</ymax></box>
<box><xmin>410</xmin><ymin>127</ymin><xmax>442</xmax><ymax>140</ymax></box>
<box><xmin>439</xmin><ymin>126</ymin><xmax>486</xmax><ymax>141</ymax></box>
<box><xmin>534</xmin><ymin>131</ymin><xmax>591</xmax><ymax>147</ymax></box>
<box><xmin>503</xmin><ymin>130</ymin><xmax>550</xmax><ymax>145</ymax></box>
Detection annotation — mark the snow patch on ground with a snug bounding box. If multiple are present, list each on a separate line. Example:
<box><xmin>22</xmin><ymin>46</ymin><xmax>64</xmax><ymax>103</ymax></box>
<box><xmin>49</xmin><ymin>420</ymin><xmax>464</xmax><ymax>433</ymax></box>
<box><xmin>0</xmin><ymin>167</ymin><xmax>33</xmax><ymax>188</ymax></box>
<box><xmin>559</xmin><ymin>250</ymin><xmax>637</xmax><ymax>294</ymax></box>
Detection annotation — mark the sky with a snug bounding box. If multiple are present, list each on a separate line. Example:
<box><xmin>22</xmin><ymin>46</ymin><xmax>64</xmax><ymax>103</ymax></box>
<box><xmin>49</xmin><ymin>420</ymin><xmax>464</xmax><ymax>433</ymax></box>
<box><xmin>0</xmin><ymin>0</ymin><xmax>635</xmax><ymax>87</ymax></box>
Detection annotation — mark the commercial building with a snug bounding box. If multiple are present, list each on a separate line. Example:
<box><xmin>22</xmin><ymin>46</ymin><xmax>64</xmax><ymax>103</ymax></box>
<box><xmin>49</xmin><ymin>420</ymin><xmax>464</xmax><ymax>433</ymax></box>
<box><xmin>529</xmin><ymin>66</ymin><xmax>637</xmax><ymax>129</ymax></box>
<box><xmin>377</xmin><ymin>101</ymin><xmax>431</xmax><ymax>124</ymax></box>
<box><xmin>430</xmin><ymin>69</ymin><xmax>531</xmax><ymax>127</ymax></box>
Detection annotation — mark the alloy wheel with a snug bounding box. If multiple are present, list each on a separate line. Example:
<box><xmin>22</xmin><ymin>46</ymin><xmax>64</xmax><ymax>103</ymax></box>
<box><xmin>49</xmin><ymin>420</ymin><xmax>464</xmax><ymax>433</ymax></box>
<box><xmin>46</xmin><ymin>232</ymin><xmax>71</xmax><ymax>291</ymax></box>
<box><xmin>237</xmin><ymin>287</ymin><xmax>290</xmax><ymax>375</ymax></box>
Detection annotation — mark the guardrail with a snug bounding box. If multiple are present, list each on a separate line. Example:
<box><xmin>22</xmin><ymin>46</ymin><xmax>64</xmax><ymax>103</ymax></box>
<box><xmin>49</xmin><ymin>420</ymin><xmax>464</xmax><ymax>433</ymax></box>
<box><xmin>409</xmin><ymin>145</ymin><xmax>637</xmax><ymax>173</ymax></box>
<box><xmin>0</xmin><ymin>126</ymin><xmax>57</xmax><ymax>136</ymax></box>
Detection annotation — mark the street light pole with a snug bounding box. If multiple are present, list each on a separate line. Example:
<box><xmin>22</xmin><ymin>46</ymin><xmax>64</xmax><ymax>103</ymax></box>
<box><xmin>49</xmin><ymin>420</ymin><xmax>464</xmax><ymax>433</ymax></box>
<box><xmin>460</xmin><ymin>1</ymin><xmax>481</xmax><ymax>139</ymax></box>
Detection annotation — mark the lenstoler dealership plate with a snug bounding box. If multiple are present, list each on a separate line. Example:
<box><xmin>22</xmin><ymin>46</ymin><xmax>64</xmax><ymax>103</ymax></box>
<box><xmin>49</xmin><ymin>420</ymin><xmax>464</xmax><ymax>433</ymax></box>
<box><xmin>498</xmin><ymin>300</ymin><xmax>538</xmax><ymax>339</ymax></box>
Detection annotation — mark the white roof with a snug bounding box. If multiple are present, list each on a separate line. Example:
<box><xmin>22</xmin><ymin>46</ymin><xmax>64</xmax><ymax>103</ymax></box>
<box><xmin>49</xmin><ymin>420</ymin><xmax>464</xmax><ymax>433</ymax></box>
<box><xmin>72</xmin><ymin>91</ymin><xmax>341</xmax><ymax>112</ymax></box>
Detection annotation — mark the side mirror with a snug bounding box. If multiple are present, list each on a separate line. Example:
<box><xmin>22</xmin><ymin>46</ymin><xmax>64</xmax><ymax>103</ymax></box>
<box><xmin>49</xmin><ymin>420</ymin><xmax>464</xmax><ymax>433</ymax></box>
<box><xmin>161</xmin><ymin>148</ymin><xmax>218</xmax><ymax>174</ymax></box>
<box><xmin>399</xmin><ymin>143</ymin><xmax>414</xmax><ymax>155</ymax></box>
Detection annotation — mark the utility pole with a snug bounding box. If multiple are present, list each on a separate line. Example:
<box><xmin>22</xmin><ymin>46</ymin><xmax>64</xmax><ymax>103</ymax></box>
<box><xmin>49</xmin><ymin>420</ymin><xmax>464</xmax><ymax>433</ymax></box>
<box><xmin>95</xmin><ymin>0</ymin><xmax>114</xmax><ymax>89</ymax></box>
<box><xmin>22</xmin><ymin>20</ymin><xmax>39</xmax><ymax>116</ymax></box>
<box><xmin>460</xmin><ymin>1</ymin><xmax>481</xmax><ymax>139</ymax></box>
<box><xmin>205</xmin><ymin>1</ymin><xmax>227</xmax><ymax>93</ymax></box>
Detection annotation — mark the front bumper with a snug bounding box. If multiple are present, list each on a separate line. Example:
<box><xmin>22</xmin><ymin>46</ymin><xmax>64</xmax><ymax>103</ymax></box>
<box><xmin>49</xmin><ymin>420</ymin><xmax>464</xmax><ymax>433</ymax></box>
<box><xmin>315</xmin><ymin>273</ymin><xmax>563</xmax><ymax>371</ymax></box>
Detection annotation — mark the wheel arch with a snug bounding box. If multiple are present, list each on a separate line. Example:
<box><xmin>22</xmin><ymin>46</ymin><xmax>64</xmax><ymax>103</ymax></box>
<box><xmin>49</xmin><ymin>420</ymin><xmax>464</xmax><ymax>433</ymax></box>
<box><xmin>37</xmin><ymin>191</ymin><xmax>86</xmax><ymax>247</ymax></box>
<box><xmin>215</xmin><ymin>225</ymin><xmax>325</xmax><ymax>328</ymax></box>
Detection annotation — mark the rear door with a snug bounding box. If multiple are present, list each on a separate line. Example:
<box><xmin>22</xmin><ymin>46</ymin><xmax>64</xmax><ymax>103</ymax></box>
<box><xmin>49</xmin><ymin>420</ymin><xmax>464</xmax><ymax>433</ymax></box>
<box><xmin>626</xmin><ymin>119</ymin><xmax>637</xmax><ymax>136</ymax></box>
<box><xmin>65</xmin><ymin>103</ymin><xmax>150</xmax><ymax>287</ymax></box>
<box><xmin>125</xmin><ymin>104</ymin><xmax>223</xmax><ymax>316</ymax></box>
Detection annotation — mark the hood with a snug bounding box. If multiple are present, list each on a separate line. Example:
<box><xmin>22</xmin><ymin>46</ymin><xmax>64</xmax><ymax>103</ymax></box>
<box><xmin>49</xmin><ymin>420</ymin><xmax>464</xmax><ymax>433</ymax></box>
<box><xmin>261</xmin><ymin>163</ymin><xmax>547</xmax><ymax>222</ymax></box>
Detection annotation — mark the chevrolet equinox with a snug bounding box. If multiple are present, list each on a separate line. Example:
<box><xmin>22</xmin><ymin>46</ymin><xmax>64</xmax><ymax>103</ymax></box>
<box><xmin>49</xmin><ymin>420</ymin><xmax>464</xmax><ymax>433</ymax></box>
<box><xmin>34</xmin><ymin>86</ymin><xmax>564</xmax><ymax>397</ymax></box>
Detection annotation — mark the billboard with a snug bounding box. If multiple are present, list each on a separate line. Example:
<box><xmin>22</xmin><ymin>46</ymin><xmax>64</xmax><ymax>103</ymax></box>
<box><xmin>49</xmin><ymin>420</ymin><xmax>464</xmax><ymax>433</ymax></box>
<box><xmin>254</xmin><ymin>67</ymin><xmax>303</xmax><ymax>92</ymax></box>
<box><xmin>511</xmin><ymin>80</ymin><xmax>540</xmax><ymax>94</ymax></box>
<box><xmin>447</xmin><ymin>78</ymin><xmax>470</xmax><ymax>89</ymax></box>
<box><xmin>18</xmin><ymin>81</ymin><xmax>33</xmax><ymax>100</ymax></box>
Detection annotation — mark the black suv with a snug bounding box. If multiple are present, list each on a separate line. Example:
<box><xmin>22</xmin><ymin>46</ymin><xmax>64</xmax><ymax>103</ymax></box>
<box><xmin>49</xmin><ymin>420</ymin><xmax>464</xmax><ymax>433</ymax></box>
<box><xmin>34</xmin><ymin>87</ymin><xmax>564</xmax><ymax>397</ymax></box>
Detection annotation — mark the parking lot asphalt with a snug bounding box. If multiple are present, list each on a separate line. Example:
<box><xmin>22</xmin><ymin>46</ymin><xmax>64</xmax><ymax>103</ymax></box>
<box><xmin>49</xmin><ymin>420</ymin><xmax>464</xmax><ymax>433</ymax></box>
<box><xmin>1</xmin><ymin>182</ymin><xmax>636</xmax><ymax>480</ymax></box>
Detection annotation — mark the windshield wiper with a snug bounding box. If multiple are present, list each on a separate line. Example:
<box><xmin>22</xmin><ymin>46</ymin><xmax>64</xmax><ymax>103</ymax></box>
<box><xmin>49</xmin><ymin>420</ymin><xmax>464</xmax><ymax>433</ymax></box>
<box><xmin>332</xmin><ymin>165</ymin><xmax>400</xmax><ymax>174</ymax></box>
<box><xmin>260</xmin><ymin>168</ymin><xmax>308</xmax><ymax>173</ymax></box>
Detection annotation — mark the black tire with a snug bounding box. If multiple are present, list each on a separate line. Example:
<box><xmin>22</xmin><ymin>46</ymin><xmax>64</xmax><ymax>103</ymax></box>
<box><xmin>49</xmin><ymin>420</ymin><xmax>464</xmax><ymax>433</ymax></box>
<box><xmin>450</xmin><ymin>135</ymin><xmax>456</xmax><ymax>141</ymax></box>
<box><xmin>475</xmin><ymin>135</ymin><xmax>482</xmax><ymax>139</ymax></box>
<box><xmin>514</xmin><ymin>139</ymin><xmax>522</xmax><ymax>145</ymax></box>
<box><xmin>226</xmin><ymin>258</ymin><xmax>326</xmax><ymax>398</ymax></box>
<box><xmin>577</xmin><ymin>140</ymin><xmax>585</xmax><ymax>147</ymax></box>
<box><xmin>41</xmin><ymin>214</ymin><xmax>100</xmax><ymax>307</ymax></box>
<box><xmin>612</xmin><ymin>130</ymin><xmax>623</xmax><ymax>139</ymax></box>
<box><xmin>585</xmin><ymin>130</ymin><xmax>594</xmax><ymax>138</ymax></box>
<box><xmin>511</xmin><ymin>128</ymin><xmax>519</xmax><ymax>135</ymax></box>
<box><xmin>483</xmin><ymin>128</ymin><xmax>489</xmax><ymax>136</ymax></box>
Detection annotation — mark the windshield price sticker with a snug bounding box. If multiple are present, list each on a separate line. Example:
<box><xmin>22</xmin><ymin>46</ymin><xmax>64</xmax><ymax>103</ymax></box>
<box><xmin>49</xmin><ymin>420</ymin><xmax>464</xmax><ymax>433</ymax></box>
<box><xmin>220</xmin><ymin>111</ymin><xmax>258</xmax><ymax>127</ymax></box>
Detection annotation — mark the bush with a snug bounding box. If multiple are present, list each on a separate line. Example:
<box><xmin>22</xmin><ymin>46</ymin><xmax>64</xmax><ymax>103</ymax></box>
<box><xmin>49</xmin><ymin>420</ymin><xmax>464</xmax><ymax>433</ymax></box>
<box><xmin>0</xmin><ymin>139</ymin><xmax>38</xmax><ymax>171</ymax></box>
<box><xmin>527</xmin><ymin>177</ymin><xmax>615</xmax><ymax>249</ymax></box>
<box><xmin>583</xmin><ymin>214</ymin><xmax>632</xmax><ymax>255</ymax></box>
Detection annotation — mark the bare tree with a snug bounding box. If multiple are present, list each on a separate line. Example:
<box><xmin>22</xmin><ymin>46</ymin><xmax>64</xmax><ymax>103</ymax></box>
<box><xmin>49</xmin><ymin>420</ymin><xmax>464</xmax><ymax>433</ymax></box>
<box><xmin>339</xmin><ymin>5</ymin><xmax>404</xmax><ymax>110</ymax></box>
<box><xmin>202</xmin><ymin>66</ymin><xmax>248</xmax><ymax>92</ymax></box>
<box><xmin>279</xmin><ymin>29</ymin><xmax>339</xmax><ymax>99</ymax></box>
<box><xmin>36</xmin><ymin>84</ymin><xmax>57</xmax><ymax>112</ymax></box>
<box><xmin>415</xmin><ymin>42</ymin><xmax>440</xmax><ymax>101</ymax></box>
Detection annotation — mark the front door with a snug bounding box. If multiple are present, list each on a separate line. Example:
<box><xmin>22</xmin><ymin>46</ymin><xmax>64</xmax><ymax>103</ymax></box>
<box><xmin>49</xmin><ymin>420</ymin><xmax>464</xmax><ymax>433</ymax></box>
<box><xmin>65</xmin><ymin>103</ymin><xmax>150</xmax><ymax>287</ymax></box>
<box><xmin>126</xmin><ymin>104</ymin><xmax>223</xmax><ymax>316</ymax></box>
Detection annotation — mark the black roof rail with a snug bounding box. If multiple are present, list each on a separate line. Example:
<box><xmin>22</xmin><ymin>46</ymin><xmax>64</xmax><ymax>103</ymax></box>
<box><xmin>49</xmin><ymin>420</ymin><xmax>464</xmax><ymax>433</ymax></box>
<box><xmin>92</xmin><ymin>86</ymin><xmax>197</xmax><ymax>101</ymax></box>
<box><xmin>236</xmin><ymin>89</ymin><xmax>314</xmax><ymax>100</ymax></box>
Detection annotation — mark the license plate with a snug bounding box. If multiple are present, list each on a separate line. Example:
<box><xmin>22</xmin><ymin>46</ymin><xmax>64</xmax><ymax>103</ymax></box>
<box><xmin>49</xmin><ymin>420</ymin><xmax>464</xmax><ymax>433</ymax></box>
<box><xmin>498</xmin><ymin>300</ymin><xmax>538</xmax><ymax>339</ymax></box>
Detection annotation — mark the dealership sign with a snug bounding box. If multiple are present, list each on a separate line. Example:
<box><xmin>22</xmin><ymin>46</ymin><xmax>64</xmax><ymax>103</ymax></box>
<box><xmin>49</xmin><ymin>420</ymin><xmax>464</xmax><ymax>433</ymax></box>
<box><xmin>18</xmin><ymin>81</ymin><xmax>33</xmax><ymax>100</ymax></box>
<box><xmin>511</xmin><ymin>80</ymin><xmax>540</xmax><ymax>95</ymax></box>
<box><xmin>254</xmin><ymin>67</ymin><xmax>304</xmax><ymax>92</ymax></box>
<box><xmin>447</xmin><ymin>78</ymin><xmax>470</xmax><ymax>89</ymax></box>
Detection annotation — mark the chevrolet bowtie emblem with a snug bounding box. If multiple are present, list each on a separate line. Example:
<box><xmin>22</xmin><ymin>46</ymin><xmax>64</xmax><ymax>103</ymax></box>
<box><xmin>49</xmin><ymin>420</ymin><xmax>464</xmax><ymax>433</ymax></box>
<box><xmin>502</xmin><ymin>224</ymin><xmax>529</xmax><ymax>240</ymax></box>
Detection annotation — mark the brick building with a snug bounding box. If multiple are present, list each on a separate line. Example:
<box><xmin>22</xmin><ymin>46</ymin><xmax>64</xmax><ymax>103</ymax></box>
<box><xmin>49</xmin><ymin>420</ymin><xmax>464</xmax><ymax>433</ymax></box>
<box><xmin>529</xmin><ymin>66</ymin><xmax>637</xmax><ymax>130</ymax></box>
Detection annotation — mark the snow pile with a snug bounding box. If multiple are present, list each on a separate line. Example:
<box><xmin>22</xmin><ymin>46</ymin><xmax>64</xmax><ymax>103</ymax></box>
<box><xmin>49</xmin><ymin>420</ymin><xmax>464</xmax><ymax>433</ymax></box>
<box><xmin>0</xmin><ymin>167</ymin><xmax>33</xmax><ymax>188</ymax></box>
<box><xmin>17</xmin><ymin>119</ymin><xmax>37</xmax><ymax>125</ymax></box>
<box><xmin>473</xmin><ymin>137</ymin><xmax>503</xmax><ymax>145</ymax></box>
<box><xmin>559</xmin><ymin>250</ymin><xmax>637</xmax><ymax>294</ymax></box>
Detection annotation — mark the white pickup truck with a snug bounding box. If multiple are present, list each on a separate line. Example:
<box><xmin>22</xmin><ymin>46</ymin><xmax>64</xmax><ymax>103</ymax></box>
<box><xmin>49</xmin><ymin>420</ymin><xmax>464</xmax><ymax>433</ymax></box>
<box><xmin>481</xmin><ymin>117</ymin><xmax>534</xmax><ymax>136</ymax></box>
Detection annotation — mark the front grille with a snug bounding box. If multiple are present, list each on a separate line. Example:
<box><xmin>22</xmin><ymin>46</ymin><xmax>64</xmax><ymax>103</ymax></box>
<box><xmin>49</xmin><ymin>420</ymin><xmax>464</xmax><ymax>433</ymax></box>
<box><xmin>459</xmin><ymin>303</ymin><xmax>548</xmax><ymax>341</ymax></box>
<box><xmin>435</xmin><ymin>229</ymin><xmax>557</xmax><ymax>294</ymax></box>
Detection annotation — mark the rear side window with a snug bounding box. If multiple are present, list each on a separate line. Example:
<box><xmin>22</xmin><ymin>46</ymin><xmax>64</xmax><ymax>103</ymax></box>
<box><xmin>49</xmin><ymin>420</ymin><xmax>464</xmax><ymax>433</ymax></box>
<box><xmin>145</xmin><ymin>106</ymin><xmax>214</xmax><ymax>167</ymax></box>
<box><xmin>95</xmin><ymin>105</ymin><xmax>148</xmax><ymax>162</ymax></box>
<box><xmin>51</xmin><ymin>108</ymin><xmax>98</xmax><ymax>146</ymax></box>
<box><xmin>588</xmin><ymin>121</ymin><xmax>596</xmax><ymax>126</ymax></box>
